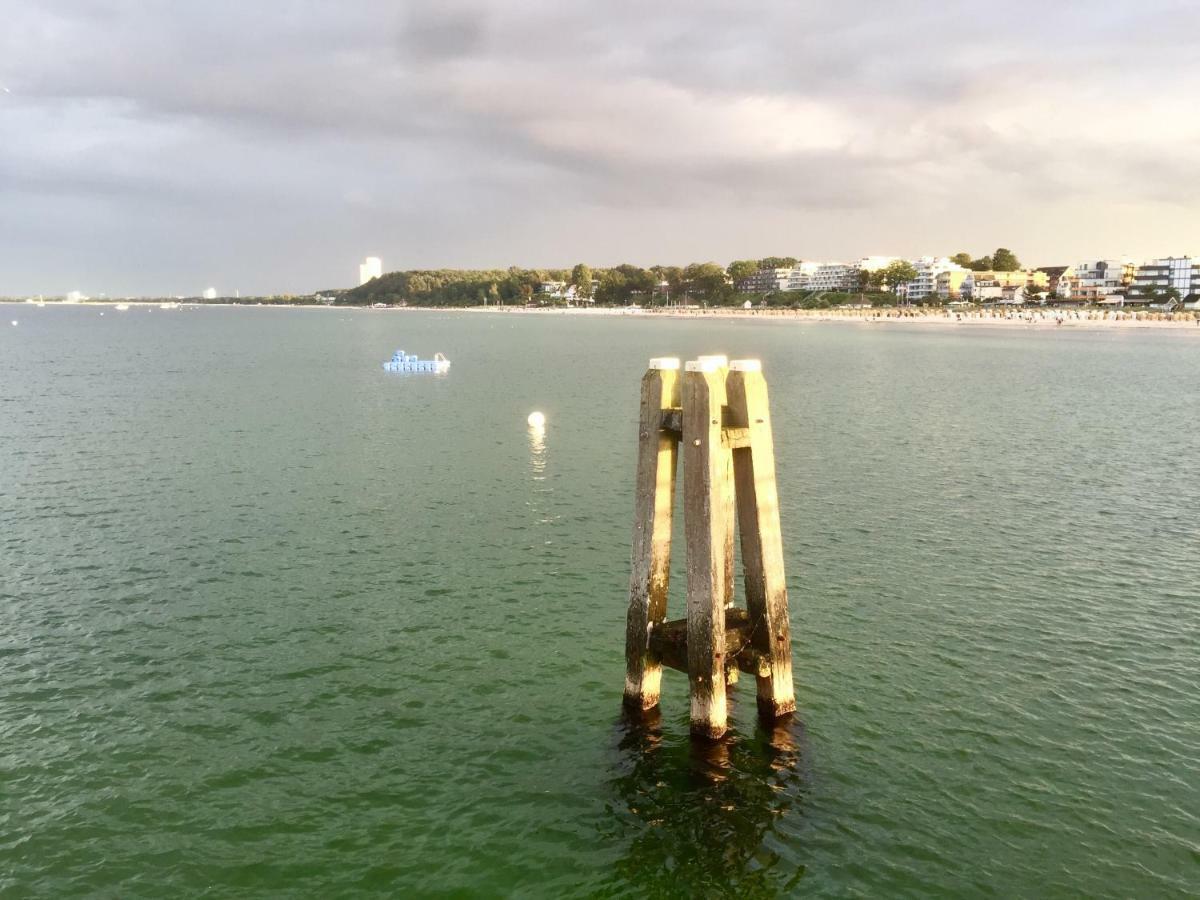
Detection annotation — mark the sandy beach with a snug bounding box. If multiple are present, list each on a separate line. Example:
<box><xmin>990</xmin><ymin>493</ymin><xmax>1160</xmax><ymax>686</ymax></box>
<box><xmin>459</xmin><ymin>304</ymin><xmax>1200</xmax><ymax>331</ymax></box>
<box><xmin>10</xmin><ymin>300</ymin><xmax>1200</xmax><ymax>332</ymax></box>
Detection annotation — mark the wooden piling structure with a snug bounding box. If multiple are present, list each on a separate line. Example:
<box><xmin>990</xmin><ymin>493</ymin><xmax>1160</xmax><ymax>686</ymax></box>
<box><xmin>623</xmin><ymin>356</ymin><xmax>796</xmax><ymax>738</ymax></box>
<box><xmin>624</xmin><ymin>358</ymin><xmax>681</xmax><ymax>711</ymax></box>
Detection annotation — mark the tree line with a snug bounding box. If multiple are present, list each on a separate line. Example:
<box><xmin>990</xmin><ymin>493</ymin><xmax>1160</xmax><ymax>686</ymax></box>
<box><xmin>950</xmin><ymin>248</ymin><xmax>1021</xmax><ymax>271</ymax></box>
<box><xmin>341</xmin><ymin>247</ymin><xmax>1028</xmax><ymax>307</ymax></box>
<box><xmin>343</xmin><ymin>262</ymin><xmax>741</xmax><ymax>307</ymax></box>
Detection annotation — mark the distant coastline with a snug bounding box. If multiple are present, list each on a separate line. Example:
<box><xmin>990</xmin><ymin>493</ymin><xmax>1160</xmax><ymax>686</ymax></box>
<box><xmin>456</xmin><ymin>304</ymin><xmax>1200</xmax><ymax>331</ymax></box>
<box><xmin>7</xmin><ymin>299</ymin><xmax>1200</xmax><ymax>332</ymax></box>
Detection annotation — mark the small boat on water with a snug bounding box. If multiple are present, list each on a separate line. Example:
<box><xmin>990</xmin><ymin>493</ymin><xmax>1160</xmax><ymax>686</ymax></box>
<box><xmin>382</xmin><ymin>349</ymin><xmax>450</xmax><ymax>373</ymax></box>
<box><xmin>115</xmin><ymin>303</ymin><xmax>130</xmax><ymax>311</ymax></box>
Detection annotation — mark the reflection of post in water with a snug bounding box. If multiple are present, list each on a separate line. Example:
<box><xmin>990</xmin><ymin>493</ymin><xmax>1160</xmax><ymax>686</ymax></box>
<box><xmin>605</xmin><ymin>708</ymin><xmax>809</xmax><ymax>896</ymax></box>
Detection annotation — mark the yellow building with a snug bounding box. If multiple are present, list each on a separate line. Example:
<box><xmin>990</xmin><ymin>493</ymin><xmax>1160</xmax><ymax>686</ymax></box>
<box><xmin>935</xmin><ymin>269</ymin><xmax>972</xmax><ymax>299</ymax></box>
<box><xmin>974</xmin><ymin>270</ymin><xmax>1049</xmax><ymax>289</ymax></box>
<box><xmin>937</xmin><ymin>268</ymin><xmax>1047</xmax><ymax>300</ymax></box>
<box><xmin>956</xmin><ymin>269</ymin><xmax>1051</xmax><ymax>301</ymax></box>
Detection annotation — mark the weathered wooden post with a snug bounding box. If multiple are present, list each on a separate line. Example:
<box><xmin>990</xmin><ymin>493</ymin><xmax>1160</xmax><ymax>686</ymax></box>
<box><xmin>682</xmin><ymin>356</ymin><xmax>730</xmax><ymax>738</ymax></box>
<box><xmin>726</xmin><ymin>360</ymin><xmax>796</xmax><ymax>719</ymax></box>
<box><xmin>623</xmin><ymin>358</ymin><xmax>681</xmax><ymax>711</ymax></box>
<box><xmin>623</xmin><ymin>356</ymin><xmax>796</xmax><ymax>738</ymax></box>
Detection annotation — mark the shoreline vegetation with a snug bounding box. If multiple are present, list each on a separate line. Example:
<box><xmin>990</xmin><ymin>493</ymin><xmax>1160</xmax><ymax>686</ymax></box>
<box><xmin>7</xmin><ymin>298</ymin><xmax>1200</xmax><ymax>331</ymax></box>
<box><xmin>4</xmin><ymin>248</ymin><xmax>1196</xmax><ymax>331</ymax></box>
<box><xmin>11</xmin><ymin>248</ymin><xmax>1198</xmax><ymax>322</ymax></box>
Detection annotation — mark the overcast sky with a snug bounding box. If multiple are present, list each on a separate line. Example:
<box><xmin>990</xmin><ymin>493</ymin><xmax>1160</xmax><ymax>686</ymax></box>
<box><xmin>3</xmin><ymin>0</ymin><xmax>1200</xmax><ymax>296</ymax></box>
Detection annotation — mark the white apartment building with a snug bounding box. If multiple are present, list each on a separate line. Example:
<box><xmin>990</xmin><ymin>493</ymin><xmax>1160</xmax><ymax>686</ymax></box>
<box><xmin>358</xmin><ymin>256</ymin><xmax>383</xmax><ymax>286</ymax></box>
<box><xmin>1129</xmin><ymin>257</ymin><xmax>1200</xmax><ymax>301</ymax></box>
<box><xmin>783</xmin><ymin>262</ymin><xmax>820</xmax><ymax>291</ymax></box>
<box><xmin>203</xmin><ymin>287</ymin><xmax>218</xmax><ymax>300</ymax></box>
<box><xmin>740</xmin><ymin>267</ymin><xmax>794</xmax><ymax>292</ymax></box>
<box><xmin>783</xmin><ymin>261</ymin><xmax>877</xmax><ymax>293</ymax></box>
<box><xmin>1061</xmin><ymin>260</ymin><xmax>1136</xmax><ymax>303</ymax></box>
<box><xmin>810</xmin><ymin>263</ymin><xmax>858</xmax><ymax>292</ymax></box>
<box><xmin>899</xmin><ymin>257</ymin><xmax>966</xmax><ymax>301</ymax></box>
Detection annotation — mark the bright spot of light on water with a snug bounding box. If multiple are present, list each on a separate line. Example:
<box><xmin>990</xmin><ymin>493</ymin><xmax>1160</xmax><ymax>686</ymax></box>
<box><xmin>528</xmin><ymin>413</ymin><xmax>547</xmax><ymax>478</ymax></box>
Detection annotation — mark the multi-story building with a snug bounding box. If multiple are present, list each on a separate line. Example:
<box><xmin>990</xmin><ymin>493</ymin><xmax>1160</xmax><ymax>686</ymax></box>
<box><xmin>1128</xmin><ymin>257</ymin><xmax>1200</xmax><ymax>303</ymax></box>
<box><xmin>971</xmin><ymin>279</ymin><xmax>1005</xmax><ymax>303</ymax></box>
<box><xmin>782</xmin><ymin>262</ymin><xmax>868</xmax><ymax>293</ymax></box>
<box><xmin>936</xmin><ymin>269</ymin><xmax>972</xmax><ymax>300</ymax></box>
<box><xmin>358</xmin><ymin>256</ymin><xmax>383</xmax><ymax>286</ymax></box>
<box><xmin>811</xmin><ymin>263</ymin><xmax>859</xmax><ymax>292</ymax></box>
<box><xmin>958</xmin><ymin>269</ymin><xmax>1050</xmax><ymax>301</ymax></box>
<box><xmin>1059</xmin><ymin>260</ymin><xmax>1136</xmax><ymax>303</ymax></box>
<box><xmin>782</xmin><ymin>262</ymin><xmax>820</xmax><ymax>291</ymax></box>
<box><xmin>1036</xmin><ymin>266</ymin><xmax>1070</xmax><ymax>298</ymax></box>
<box><xmin>899</xmin><ymin>257</ymin><xmax>966</xmax><ymax>301</ymax></box>
<box><xmin>739</xmin><ymin>267</ymin><xmax>794</xmax><ymax>293</ymax></box>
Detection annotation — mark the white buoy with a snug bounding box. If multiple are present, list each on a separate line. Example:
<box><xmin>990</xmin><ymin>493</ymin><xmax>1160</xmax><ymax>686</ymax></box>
<box><xmin>10</xmin><ymin>320</ymin><xmax>17</xmax><ymax>326</ymax></box>
<box><xmin>527</xmin><ymin>411</ymin><xmax>546</xmax><ymax>428</ymax></box>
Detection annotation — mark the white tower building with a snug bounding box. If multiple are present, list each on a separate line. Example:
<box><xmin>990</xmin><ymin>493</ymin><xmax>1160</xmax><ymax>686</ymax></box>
<box><xmin>203</xmin><ymin>287</ymin><xmax>218</xmax><ymax>300</ymax></box>
<box><xmin>359</xmin><ymin>257</ymin><xmax>383</xmax><ymax>286</ymax></box>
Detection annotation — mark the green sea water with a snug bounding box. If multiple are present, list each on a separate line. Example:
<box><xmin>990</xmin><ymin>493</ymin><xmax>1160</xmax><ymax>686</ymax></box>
<box><xmin>2</xmin><ymin>305</ymin><xmax>1198</xmax><ymax>897</ymax></box>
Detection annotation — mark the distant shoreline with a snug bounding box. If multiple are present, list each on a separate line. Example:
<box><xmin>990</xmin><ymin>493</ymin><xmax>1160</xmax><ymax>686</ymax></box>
<box><xmin>449</xmin><ymin>304</ymin><xmax>1200</xmax><ymax>332</ymax></box>
<box><xmin>6</xmin><ymin>300</ymin><xmax>1199</xmax><ymax>332</ymax></box>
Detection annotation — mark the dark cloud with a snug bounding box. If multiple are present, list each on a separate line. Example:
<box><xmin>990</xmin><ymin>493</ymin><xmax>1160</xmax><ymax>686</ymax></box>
<box><xmin>399</xmin><ymin>2</ymin><xmax>489</xmax><ymax>62</ymax></box>
<box><xmin>1</xmin><ymin>0</ymin><xmax>1198</xmax><ymax>295</ymax></box>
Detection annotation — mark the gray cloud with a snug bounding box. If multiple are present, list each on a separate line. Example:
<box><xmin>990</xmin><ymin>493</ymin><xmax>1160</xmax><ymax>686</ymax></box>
<box><xmin>1</xmin><ymin>0</ymin><xmax>1199</xmax><ymax>295</ymax></box>
<box><xmin>399</xmin><ymin>2</ymin><xmax>489</xmax><ymax>63</ymax></box>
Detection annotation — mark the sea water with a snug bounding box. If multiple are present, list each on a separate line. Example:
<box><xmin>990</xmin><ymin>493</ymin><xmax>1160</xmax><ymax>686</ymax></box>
<box><xmin>2</xmin><ymin>305</ymin><xmax>1197</xmax><ymax>896</ymax></box>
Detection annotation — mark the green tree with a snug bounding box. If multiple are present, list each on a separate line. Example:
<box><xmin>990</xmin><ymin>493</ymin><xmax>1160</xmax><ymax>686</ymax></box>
<box><xmin>758</xmin><ymin>256</ymin><xmax>798</xmax><ymax>270</ymax></box>
<box><xmin>684</xmin><ymin>262</ymin><xmax>733</xmax><ymax>304</ymax></box>
<box><xmin>727</xmin><ymin>259</ymin><xmax>759</xmax><ymax>283</ymax></box>
<box><xmin>593</xmin><ymin>270</ymin><xmax>628</xmax><ymax>306</ymax></box>
<box><xmin>951</xmin><ymin>252</ymin><xmax>973</xmax><ymax>268</ymax></box>
<box><xmin>991</xmin><ymin>248</ymin><xmax>1021</xmax><ymax>271</ymax></box>
<box><xmin>881</xmin><ymin>260</ymin><xmax>918</xmax><ymax>296</ymax></box>
<box><xmin>856</xmin><ymin>267</ymin><xmax>874</xmax><ymax>298</ymax></box>
<box><xmin>614</xmin><ymin>264</ymin><xmax>656</xmax><ymax>299</ymax></box>
<box><xmin>651</xmin><ymin>265</ymin><xmax>685</xmax><ymax>304</ymax></box>
<box><xmin>968</xmin><ymin>256</ymin><xmax>993</xmax><ymax>271</ymax></box>
<box><xmin>570</xmin><ymin>263</ymin><xmax>593</xmax><ymax>301</ymax></box>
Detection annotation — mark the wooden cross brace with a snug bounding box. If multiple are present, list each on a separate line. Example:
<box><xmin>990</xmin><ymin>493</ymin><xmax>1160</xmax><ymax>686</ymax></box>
<box><xmin>624</xmin><ymin>357</ymin><xmax>795</xmax><ymax>739</ymax></box>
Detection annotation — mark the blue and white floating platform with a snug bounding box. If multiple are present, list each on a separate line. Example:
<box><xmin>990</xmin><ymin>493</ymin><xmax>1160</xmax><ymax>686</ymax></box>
<box><xmin>382</xmin><ymin>349</ymin><xmax>451</xmax><ymax>373</ymax></box>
